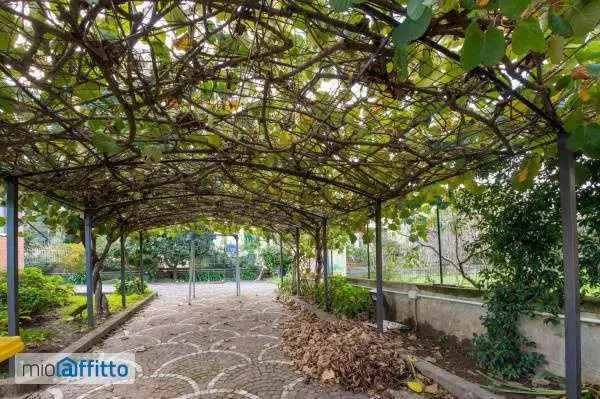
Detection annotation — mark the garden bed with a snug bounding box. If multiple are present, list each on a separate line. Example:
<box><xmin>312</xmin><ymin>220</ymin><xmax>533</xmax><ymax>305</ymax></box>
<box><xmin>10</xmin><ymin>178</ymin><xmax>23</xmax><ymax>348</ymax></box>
<box><xmin>0</xmin><ymin>268</ymin><xmax>152</xmax><ymax>378</ymax></box>
<box><xmin>280</xmin><ymin>277</ymin><xmax>600</xmax><ymax>398</ymax></box>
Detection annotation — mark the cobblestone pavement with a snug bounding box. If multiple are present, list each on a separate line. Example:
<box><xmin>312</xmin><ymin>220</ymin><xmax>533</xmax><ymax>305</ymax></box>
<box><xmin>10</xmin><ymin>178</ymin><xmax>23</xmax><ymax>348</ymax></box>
<box><xmin>27</xmin><ymin>282</ymin><xmax>372</xmax><ymax>399</ymax></box>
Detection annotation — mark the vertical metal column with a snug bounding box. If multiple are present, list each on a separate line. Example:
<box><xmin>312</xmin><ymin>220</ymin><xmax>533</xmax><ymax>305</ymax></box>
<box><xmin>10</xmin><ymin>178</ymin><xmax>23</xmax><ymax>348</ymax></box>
<box><xmin>558</xmin><ymin>132</ymin><xmax>581</xmax><ymax>399</ymax></box>
<box><xmin>84</xmin><ymin>212</ymin><xmax>95</xmax><ymax>327</ymax></box>
<box><xmin>322</xmin><ymin>218</ymin><xmax>330</xmax><ymax>312</ymax></box>
<box><xmin>120</xmin><ymin>231</ymin><xmax>126</xmax><ymax>308</ymax></box>
<box><xmin>366</xmin><ymin>223</ymin><xmax>371</xmax><ymax>280</ymax></box>
<box><xmin>279</xmin><ymin>235</ymin><xmax>284</xmax><ymax>279</ymax></box>
<box><xmin>375</xmin><ymin>200</ymin><xmax>384</xmax><ymax>333</ymax></box>
<box><xmin>192</xmin><ymin>241</ymin><xmax>196</xmax><ymax>298</ymax></box>
<box><xmin>5</xmin><ymin>176</ymin><xmax>18</xmax><ymax>376</ymax></box>
<box><xmin>436</xmin><ymin>205</ymin><xmax>444</xmax><ymax>285</ymax></box>
<box><xmin>138</xmin><ymin>231</ymin><xmax>144</xmax><ymax>293</ymax></box>
<box><xmin>235</xmin><ymin>234</ymin><xmax>240</xmax><ymax>296</ymax></box>
<box><xmin>315</xmin><ymin>227</ymin><xmax>322</xmax><ymax>302</ymax></box>
<box><xmin>188</xmin><ymin>240</ymin><xmax>194</xmax><ymax>305</ymax></box>
<box><xmin>295</xmin><ymin>227</ymin><xmax>301</xmax><ymax>295</ymax></box>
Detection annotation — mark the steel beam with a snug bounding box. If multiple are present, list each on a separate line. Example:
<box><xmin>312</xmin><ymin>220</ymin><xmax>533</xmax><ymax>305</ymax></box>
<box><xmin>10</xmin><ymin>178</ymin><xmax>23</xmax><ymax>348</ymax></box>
<box><xmin>5</xmin><ymin>176</ymin><xmax>18</xmax><ymax>376</ymax></box>
<box><xmin>375</xmin><ymin>200</ymin><xmax>384</xmax><ymax>333</ymax></box>
<box><xmin>120</xmin><ymin>232</ymin><xmax>126</xmax><ymax>308</ymax></box>
<box><xmin>138</xmin><ymin>231</ymin><xmax>144</xmax><ymax>293</ymax></box>
<box><xmin>84</xmin><ymin>212</ymin><xmax>95</xmax><ymax>327</ymax></box>
<box><xmin>279</xmin><ymin>235</ymin><xmax>284</xmax><ymax>279</ymax></box>
<box><xmin>235</xmin><ymin>234</ymin><xmax>240</xmax><ymax>296</ymax></box>
<box><xmin>558</xmin><ymin>132</ymin><xmax>581</xmax><ymax>399</ymax></box>
<box><xmin>366</xmin><ymin>223</ymin><xmax>371</xmax><ymax>279</ymax></box>
<box><xmin>295</xmin><ymin>227</ymin><xmax>301</xmax><ymax>295</ymax></box>
<box><xmin>322</xmin><ymin>218</ymin><xmax>330</xmax><ymax>312</ymax></box>
<box><xmin>188</xmin><ymin>240</ymin><xmax>194</xmax><ymax>305</ymax></box>
<box><xmin>436</xmin><ymin>205</ymin><xmax>444</xmax><ymax>285</ymax></box>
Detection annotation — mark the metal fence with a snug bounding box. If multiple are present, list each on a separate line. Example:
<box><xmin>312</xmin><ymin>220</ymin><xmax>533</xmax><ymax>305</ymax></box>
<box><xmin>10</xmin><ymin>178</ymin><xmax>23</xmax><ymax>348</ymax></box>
<box><xmin>24</xmin><ymin>244</ymin><xmax>75</xmax><ymax>272</ymax></box>
<box><xmin>346</xmin><ymin>213</ymin><xmax>484</xmax><ymax>287</ymax></box>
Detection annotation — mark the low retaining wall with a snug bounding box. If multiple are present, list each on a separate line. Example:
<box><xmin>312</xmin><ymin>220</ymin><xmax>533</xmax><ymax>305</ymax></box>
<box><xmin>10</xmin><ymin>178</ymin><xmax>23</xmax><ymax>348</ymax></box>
<box><xmin>349</xmin><ymin>278</ymin><xmax>600</xmax><ymax>384</ymax></box>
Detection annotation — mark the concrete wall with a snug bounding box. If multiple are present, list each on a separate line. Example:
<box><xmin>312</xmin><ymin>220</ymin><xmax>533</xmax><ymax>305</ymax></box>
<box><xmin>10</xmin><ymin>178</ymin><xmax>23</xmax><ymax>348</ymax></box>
<box><xmin>0</xmin><ymin>235</ymin><xmax>25</xmax><ymax>271</ymax></box>
<box><xmin>348</xmin><ymin>278</ymin><xmax>600</xmax><ymax>384</ymax></box>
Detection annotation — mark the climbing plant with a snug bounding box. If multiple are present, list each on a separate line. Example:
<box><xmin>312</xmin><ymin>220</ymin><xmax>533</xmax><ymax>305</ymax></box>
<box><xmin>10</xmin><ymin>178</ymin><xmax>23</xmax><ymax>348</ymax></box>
<box><xmin>452</xmin><ymin>157</ymin><xmax>600</xmax><ymax>379</ymax></box>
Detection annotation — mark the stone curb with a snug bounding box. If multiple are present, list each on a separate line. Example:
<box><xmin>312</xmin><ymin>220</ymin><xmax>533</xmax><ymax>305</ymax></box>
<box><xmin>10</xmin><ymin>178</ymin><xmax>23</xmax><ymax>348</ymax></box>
<box><xmin>0</xmin><ymin>292</ymin><xmax>157</xmax><ymax>398</ymax></box>
<box><xmin>290</xmin><ymin>296</ymin><xmax>504</xmax><ymax>399</ymax></box>
<box><xmin>412</xmin><ymin>358</ymin><xmax>503</xmax><ymax>399</ymax></box>
<box><xmin>63</xmin><ymin>291</ymin><xmax>157</xmax><ymax>353</ymax></box>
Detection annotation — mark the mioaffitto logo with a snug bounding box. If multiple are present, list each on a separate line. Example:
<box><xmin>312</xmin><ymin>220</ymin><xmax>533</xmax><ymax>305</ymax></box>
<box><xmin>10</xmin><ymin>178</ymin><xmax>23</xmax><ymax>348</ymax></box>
<box><xmin>15</xmin><ymin>353</ymin><xmax>136</xmax><ymax>384</ymax></box>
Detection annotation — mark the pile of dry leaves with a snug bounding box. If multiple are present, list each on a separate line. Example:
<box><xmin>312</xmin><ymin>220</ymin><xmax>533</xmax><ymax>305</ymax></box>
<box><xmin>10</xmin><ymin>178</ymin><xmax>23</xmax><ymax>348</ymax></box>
<box><xmin>281</xmin><ymin>303</ymin><xmax>408</xmax><ymax>392</ymax></box>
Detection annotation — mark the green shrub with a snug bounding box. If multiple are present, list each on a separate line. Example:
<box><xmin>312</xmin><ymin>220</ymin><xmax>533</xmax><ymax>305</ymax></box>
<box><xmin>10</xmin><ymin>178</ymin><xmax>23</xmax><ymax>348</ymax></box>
<box><xmin>241</xmin><ymin>268</ymin><xmax>258</xmax><ymax>280</ymax></box>
<box><xmin>279</xmin><ymin>275</ymin><xmax>371</xmax><ymax>319</ymax></box>
<box><xmin>64</xmin><ymin>272</ymin><xmax>86</xmax><ymax>285</ymax></box>
<box><xmin>114</xmin><ymin>276</ymin><xmax>148</xmax><ymax>295</ymax></box>
<box><xmin>0</xmin><ymin>267</ymin><xmax>74</xmax><ymax>323</ymax></box>
<box><xmin>196</xmin><ymin>270</ymin><xmax>225</xmax><ymax>281</ymax></box>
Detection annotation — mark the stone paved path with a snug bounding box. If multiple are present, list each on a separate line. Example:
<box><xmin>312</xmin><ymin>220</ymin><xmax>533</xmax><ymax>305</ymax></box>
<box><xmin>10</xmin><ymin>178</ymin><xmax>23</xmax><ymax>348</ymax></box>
<box><xmin>27</xmin><ymin>282</ymin><xmax>372</xmax><ymax>399</ymax></box>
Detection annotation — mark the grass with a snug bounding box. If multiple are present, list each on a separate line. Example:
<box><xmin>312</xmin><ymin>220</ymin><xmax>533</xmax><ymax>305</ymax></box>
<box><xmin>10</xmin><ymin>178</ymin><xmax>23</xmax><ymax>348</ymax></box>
<box><xmin>61</xmin><ymin>290</ymin><xmax>152</xmax><ymax>320</ymax></box>
<box><xmin>1</xmin><ymin>291</ymin><xmax>152</xmax><ymax>346</ymax></box>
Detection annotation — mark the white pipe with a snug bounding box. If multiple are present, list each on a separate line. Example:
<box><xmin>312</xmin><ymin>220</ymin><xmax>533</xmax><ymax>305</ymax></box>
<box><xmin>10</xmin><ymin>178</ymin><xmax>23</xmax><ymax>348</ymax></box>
<box><xmin>353</xmin><ymin>284</ymin><xmax>600</xmax><ymax>326</ymax></box>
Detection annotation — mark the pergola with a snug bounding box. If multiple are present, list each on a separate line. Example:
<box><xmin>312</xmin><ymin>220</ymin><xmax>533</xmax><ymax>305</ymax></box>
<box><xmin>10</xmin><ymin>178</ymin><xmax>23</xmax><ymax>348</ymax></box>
<box><xmin>0</xmin><ymin>1</ymin><xmax>593</xmax><ymax>396</ymax></box>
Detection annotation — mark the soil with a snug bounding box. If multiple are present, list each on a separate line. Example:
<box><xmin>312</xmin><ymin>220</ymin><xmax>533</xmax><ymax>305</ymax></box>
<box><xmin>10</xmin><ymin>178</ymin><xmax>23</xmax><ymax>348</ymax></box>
<box><xmin>0</xmin><ymin>309</ymin><xmax>113</xmax><ymax>378</ymax></box>
<box><xmin>393</xmin><ymin>319</ymin><xmax>572</xmax><ymax>399</ymax></box>
<box><xmin>396</xmin><ymin>319</ymin><xmax>483</xmax><ymax>385</ymax></box>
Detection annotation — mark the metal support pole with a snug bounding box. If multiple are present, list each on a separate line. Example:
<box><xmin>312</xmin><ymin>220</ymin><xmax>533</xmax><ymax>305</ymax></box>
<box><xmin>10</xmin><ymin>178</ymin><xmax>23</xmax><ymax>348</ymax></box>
<box><xmin>366</xmin><ymin>223</ymin><xmax>371</xmax><ymax>279</ymax></box>
<box><xmin>558</xmin><ymin>132</ymin><xmax>581</xmax><ymax>399</ymax></box>
<box><xmin>436</xmin><ymin>205</ymin><xmax>444</xmax><ymax>285</ymax></box>
<box><xmin>322</xmin><ymin>218</ymin><xmax>330</xmax><ymax>312</ymax></box>
<box><xmin>84</xmin><ymin>212</ymin><xmax>95</xmax><ymax>327</ymax></box>
<box><xmin>192</xmin><ymin>241</ymin><xmax>196</xmax><ymax>298</ymax></box>
<box><xmin>235</xmin><ymin>234</ymin><xmax>240</xmax><ymax>296</ymax></box>
<box><xmin>375</xmin><ymin>200</ymin><xmax>384</xmax><ymax>333</ymax></box>
<box><xmin>188</xmin><ymin>240</ymin><xmax>194</xmax><ymax>305</ymax></box>
<box><xmin>295</xmin><ymin>228</ymin><xmax>301</xmax><ymax>295</ymax></box>
<box><xmin>138</xmin><ymin>231</ymin><xmax>144</xmax><ymax>293</ymax></box>
<box><xmin>120</xmin><ymin>231</ymin><xmax>126</xmax><ymax>309</ymax></box>
<box><xmin>279</xmin><ymin>235</ymin><xmax>284</xmax><ymax>279</ymax></box>
<box><xmin>315</xmin><ymin>227</ymin><xmax>322</xmax><ymax>302</ymax></box>
<box><xmin>5</xmin><ymin>176</ymin><xmax>18</xmax><ymax>376</ymax></box>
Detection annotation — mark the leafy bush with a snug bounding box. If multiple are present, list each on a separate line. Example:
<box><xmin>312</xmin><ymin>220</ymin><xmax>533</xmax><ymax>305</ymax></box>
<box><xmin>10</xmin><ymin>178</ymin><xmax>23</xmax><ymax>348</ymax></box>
<box><xmin>241</xmin><ymin>268</ymin><xmax>258</xmax><ymax>280</ymax></box>
<box><xmin>114</xmin><ymin>276</ymin><xmax>148</xmax><ymax>295</ymax></box>
<box><xmin>473</xmin><ymin>281</ymin><xmax>546</xmax><ymax>380</ymax></box>
<box><xmin>196</xmin><ymin>270</ymin><xmax>226</xmax><ymax>281</ymax></box>
<box><xmin>57</xmin><ymin>243</ymin><xmax>85</xmax><ymax>273</ymax></box>
<box><xmin>0</xmin><ymin>267</ymin><xmax>73</xmax><ymax>324</ymax></box>
<box><xmin>260</xmin><ymin>244</ymin><xmax>292</xmax><ymax>277</ymax></box>
<box><xmin>63</xmin><ymin>272</ymin><xmax>86</xmax><ymax>285</ymax></box>
<box><xmin>280</xmin><ymin>275</ymin><xmax>371</xmax><ymax>319</ymax></box>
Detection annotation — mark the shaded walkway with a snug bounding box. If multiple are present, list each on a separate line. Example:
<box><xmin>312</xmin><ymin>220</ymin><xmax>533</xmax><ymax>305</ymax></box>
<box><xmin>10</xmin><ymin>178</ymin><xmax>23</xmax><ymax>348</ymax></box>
<box><xmin>28</xmin><ymin>283</ymin><xmax>370</xmax><ymax>399</ymax></box>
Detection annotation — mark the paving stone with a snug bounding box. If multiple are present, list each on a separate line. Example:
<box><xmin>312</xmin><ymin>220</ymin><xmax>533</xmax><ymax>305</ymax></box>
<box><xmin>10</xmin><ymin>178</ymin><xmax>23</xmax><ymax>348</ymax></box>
<box><xmin>24</xmin><ymin>282</ymin><xmax>372</xmax><ymax>399</ymax></box>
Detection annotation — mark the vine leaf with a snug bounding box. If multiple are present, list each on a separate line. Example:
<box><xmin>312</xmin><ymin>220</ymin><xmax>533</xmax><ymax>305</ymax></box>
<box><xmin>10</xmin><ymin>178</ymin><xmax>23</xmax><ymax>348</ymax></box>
<box><xmin>392</xmin><ymin>8</ymin><xmax>432</xmax><ymax>44</ymax></box>
<box><xmin>91</xmin><ymin>132</ymin><xmax>121</xmax><ymax>156</ymax></box>
<box><xmin>566</xmin><ymin>0</ymin><xmax>600</xmax><ymax>37</ymax></box>
<box><xmin>547</xmin><ymin>35</ymin><xmax>565</xmax><ymax>65</ymax></box>
<box><xmin>512</xmin><ymin>19</ymin><xmax>546</xmax><ymax>55</ymax></box>
<box><xmin>407</xmin><ymin>0</ymin><xmax>427</xmax><ymax>20</ymax></box>
<box><xmin>75</xmin><ymin>81</ymin><xmax>102</xmax><ymax>101</ymax></box>
<box><xmin>512</xmin><ymin>155</ymin><xmax>540</xmax><ymax>190</ymax></box>
<box><xmin>481</xmin><ymin>27</ymin><xmax>506</xmax><ymax>66</ymax></box>
<box><xmin>461</xmin><ymin>22</ymin><xmax>484</xmax><ymax>70</ymax></box>
<box><xmin>329</xmin><ymin>0</ymin><xmax>354</xmax><ymax>11</ymax></box>
<box><xmin>461</xmin><ymin>22</ymin><xmax>505</xmax><ymax>70</ymax></box>
<box><xmin>393</xmin><ymin>43</ymin><xmax>409</xmax><ymax>81</ymax></box>
<box><xmin>548</xmin><ymin>9</ymin><xmax>573</xmax><ymax>37</ymax></box>
<box><xmin>567</xmin><ymin>123</ymin><xmax>600</xmax><ymax>158</ymax></box>
<box><xmin>499</xmin><ymin>0</ymin><xmax>530</xmax><ymax>19</ymax></box>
